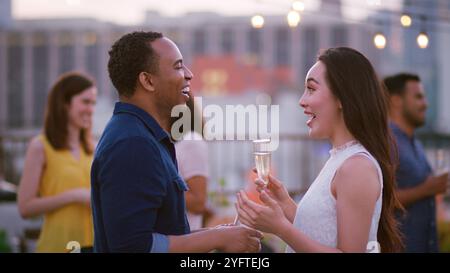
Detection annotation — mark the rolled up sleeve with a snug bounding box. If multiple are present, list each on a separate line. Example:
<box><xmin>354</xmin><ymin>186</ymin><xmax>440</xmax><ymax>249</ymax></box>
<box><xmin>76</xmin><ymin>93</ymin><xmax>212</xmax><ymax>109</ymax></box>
<box><xmin>150</xmin><ymin>233</ymin><xmax>169</xmax><ymax>253</ymax></box>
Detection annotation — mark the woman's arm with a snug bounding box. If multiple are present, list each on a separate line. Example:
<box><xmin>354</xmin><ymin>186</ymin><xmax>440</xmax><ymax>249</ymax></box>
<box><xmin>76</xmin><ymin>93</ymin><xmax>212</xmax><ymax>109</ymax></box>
<box><xmin>237</xmin><ymin>190</ymin><xmax>343</xmax><ymax>252</ymax></box>
<box><xmin>238</xmin><ymin>155</ymin><xmax>380</xmax><ymax>253</ymax></box>
<box><xmin>280</xmin><ymin>197</ymin><xmax>297</xmax><ymax>223</ymax></box>
<box><xmin>254</xmin><ymin>174</ymin><xmax>297</xmax><ymax>223</ymax></box>
<box><xmin>17</xmin><ymin>137</ymin><xmax>88</xmax><ymax>218</ymax></box>
<box><xmin>185</xmin><ymin>175</ymin><xmax>207</xmax><ymax>214</ymax></box>
<box><xmin>281</xmin><ymin>155</ymin><xmax>380</xmax><ymax>252</ymax></box>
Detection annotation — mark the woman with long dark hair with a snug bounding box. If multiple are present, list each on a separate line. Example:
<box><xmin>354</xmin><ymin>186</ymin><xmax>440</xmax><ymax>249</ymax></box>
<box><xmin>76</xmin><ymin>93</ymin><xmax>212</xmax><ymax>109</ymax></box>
<box><xmin>18</xmin><ymin>72</ymin><xmax>97</xmax><ymax>252</ymax></box>
<box><xmin>174</xmin><ymin>95</ymin><xmax>209</xmax><ymax>230</ymax></box>
<box><xmin>236</xmin><ymin>47</ymin><xmax>403</xmax><ymax>252</ymax></box>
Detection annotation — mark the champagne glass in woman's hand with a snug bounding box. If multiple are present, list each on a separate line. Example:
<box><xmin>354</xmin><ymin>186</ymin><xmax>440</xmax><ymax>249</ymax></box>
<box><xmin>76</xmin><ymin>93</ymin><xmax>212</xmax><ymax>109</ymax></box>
<box><xmin>254</xmin><ymin>171</ymin><xmax>297</xmax><ymax>223</ymax></box>
<box><xmin>253</xmin><ymin>171</ymin><xmax>290</xmax><ymax>205</ymax></box>
<box><xmin>234</xmin><ymin>139</ymin><xmax>272</xmax><ymax>225</ymax></box>
<box><xmin>253</xmin><ymin>139</ymin><xmax>271</xmax><ymax>187</ymax></box>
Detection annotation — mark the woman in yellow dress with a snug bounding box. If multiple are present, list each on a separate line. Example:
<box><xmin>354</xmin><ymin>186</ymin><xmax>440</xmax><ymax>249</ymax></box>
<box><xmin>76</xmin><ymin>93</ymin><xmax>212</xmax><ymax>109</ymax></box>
<box><xmin>18</xmin><ymin>72</ymin><xmax>97</xmax><ymax>252</ymax></box>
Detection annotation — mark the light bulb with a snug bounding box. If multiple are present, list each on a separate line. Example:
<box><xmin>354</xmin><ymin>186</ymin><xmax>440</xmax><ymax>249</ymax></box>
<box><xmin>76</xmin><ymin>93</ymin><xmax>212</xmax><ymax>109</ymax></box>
<box><xmin>400</xmin><ymin>14</ymin><xmax>412</xmax><ymax>27</ymax></box>
<box><xmin>287</xmin><ymin>10</ymin><xmax>301</xmax><ymax>28</ymax></box>
<box><xmin>251</xmin><ymin>15</ymin><xmax>264</xmax><ymax>29</ymax></box>
<box><xmin>417</xmin><ymin>32</ymin><xmax>429</xmax><ymax>48</ymax></box>
<box><xmin>373</xmin><ymin>33</ymin><xmax>386</xmax><ymax>49</ymax></box>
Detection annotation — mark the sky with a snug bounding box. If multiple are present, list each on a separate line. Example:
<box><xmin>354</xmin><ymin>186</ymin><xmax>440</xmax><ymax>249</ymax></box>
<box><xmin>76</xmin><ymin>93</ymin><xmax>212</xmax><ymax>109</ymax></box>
<box><xmin>12</xmin><ymin>0</ymin><xmax>403</xmax><ymax>25</ymax></box>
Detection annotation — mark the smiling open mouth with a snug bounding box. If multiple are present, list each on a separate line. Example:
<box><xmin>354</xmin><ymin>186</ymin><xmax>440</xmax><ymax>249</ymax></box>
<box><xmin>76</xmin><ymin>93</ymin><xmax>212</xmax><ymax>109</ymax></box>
<box><xmin>181</xmin><ymin>86</ymin><xmax>190</xmax><ymax>95</ymax></box>
<box><xmin>306</xmin><ymin>113</ymin><xmax>316</xmax><ymax>126</ymax></box>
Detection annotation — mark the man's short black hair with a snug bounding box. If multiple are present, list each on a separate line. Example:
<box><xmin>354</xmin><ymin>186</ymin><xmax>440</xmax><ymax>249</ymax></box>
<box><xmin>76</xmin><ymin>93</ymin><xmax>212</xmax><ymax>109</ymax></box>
<box><xmin>382</xmin><ymin>73</ymin><xmax>421</xmax><ymax>96</ymax></box>
<box><xmin>108</xmin><ymin>31</ymin><xmax>163</xmax><ymax>97</ymax></box>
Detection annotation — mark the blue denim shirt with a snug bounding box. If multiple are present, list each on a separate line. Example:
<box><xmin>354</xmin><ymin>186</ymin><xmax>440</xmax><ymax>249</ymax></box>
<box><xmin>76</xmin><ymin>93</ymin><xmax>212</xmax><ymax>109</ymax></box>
<box><xmin>391</xmin><ymin>123</ymin><xmax>438</xmax><ymax>252</ymax></box>
<box><xmin>91</xmin><ymin>102</ymin><xmax>190</xmax><ymax>253</ymax></box>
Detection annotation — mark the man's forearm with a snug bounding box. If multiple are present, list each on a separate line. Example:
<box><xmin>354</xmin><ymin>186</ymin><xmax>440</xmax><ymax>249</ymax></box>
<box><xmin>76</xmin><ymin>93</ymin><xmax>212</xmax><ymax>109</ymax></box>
<box><xmin>168</xmin><ymin>228</ymin><xmax>223</xmax><ymax>253</ymax></box>
<box><xmin>396</xmin><ymin>183</ymin><xmax>431</xmax><ymax>208</ymax></box>
<box><xmin>190</xmin><ymin>227</ymin><xmax>210</xmax><ymax>233</ymax></box>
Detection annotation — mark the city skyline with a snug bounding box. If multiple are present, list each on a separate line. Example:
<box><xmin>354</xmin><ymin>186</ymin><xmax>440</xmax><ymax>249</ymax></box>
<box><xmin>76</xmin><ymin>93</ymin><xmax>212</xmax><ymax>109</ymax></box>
<box><xmin>12</xmin><ymin>0</ymin><xmax>402</xmax><ymax>25</ymax></box>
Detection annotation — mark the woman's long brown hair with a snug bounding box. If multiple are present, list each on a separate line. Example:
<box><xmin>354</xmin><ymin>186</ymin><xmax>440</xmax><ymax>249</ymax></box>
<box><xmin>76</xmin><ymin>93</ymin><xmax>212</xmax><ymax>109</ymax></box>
<box><xmin>44</xmin><ymin>72</ymin><xmax>94</xmax><ymax>154</ymax></box>
<box><xmin>318</xmin><ymin>47</ymin><xmax>403</xmax><ymax>252</ymax></box>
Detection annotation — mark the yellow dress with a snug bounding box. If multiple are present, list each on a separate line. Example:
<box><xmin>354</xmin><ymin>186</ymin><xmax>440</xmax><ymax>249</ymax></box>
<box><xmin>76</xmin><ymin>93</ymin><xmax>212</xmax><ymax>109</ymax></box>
<box><xmin>35</xmin><ymin>134</ymin><xmax>94</xmax><ymax>252</ymax></box>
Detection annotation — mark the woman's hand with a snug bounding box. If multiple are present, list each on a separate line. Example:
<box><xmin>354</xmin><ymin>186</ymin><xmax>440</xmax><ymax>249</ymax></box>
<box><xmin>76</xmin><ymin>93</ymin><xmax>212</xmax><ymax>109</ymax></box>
<box><xmin>253</xmin><ymin>170</ymin><xmax>297</xmax><ymax>222</ymax></box>
<box><xmin>235</xmin><ymin>190</ymin><xmax>290</xmax><ymax>235</ymax></box>
<box><xmin>254</xmin><ymin>171</ymin><xmax>290</xmax><ymax>203</ymax></box>
<box><xmin>64</xmin><ymin>188</ymin><xmax>91</xmax><ymax>205</ymax></box>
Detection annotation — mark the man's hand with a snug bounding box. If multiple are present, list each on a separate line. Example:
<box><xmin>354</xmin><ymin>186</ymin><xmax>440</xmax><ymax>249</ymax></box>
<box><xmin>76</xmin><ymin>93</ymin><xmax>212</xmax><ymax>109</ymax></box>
<box><xmin>216</xmin><ymin>225</ymin><xmax>263</xmax><ymax>253</ymax></box>
<box><xmin>423</xmin><ymin>172</ymin><xmax>448</xmax><ymax>196</ymax></box>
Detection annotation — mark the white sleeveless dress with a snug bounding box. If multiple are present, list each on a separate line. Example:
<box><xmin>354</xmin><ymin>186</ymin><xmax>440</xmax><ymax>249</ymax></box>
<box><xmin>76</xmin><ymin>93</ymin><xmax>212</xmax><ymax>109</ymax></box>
<box><xmin>285</xmin><ymin>141</ymin><xmax>383</xmax><ymax>253</ymax></box>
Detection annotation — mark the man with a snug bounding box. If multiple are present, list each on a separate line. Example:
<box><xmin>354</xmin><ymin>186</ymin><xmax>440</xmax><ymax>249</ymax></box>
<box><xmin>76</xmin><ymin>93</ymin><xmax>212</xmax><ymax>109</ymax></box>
<box><xmin>384</xmin><ymin>73</ymin><xmax>448</xmax><ymax>252</ymax></box>
<box><xmin>91</xmin><ymin>31</ymin><xmax>262</xmax><ymax>252</ymax></box>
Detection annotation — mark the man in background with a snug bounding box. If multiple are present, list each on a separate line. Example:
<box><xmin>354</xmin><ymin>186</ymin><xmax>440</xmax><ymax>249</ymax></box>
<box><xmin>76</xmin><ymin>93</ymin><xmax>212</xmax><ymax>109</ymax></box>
<box><xmin>384</xmin><ymin>73</ymin><xmax>448</xmax><ymax>252</ymax></box>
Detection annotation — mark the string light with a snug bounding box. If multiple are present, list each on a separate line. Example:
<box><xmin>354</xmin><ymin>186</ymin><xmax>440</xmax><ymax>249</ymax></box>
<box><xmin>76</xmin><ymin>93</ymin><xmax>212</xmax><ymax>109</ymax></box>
<box><xmin>287</xmin><ymin>10</ymin><xmax>301</xmax><ymax>28</ymax></box>
<box><xmin>417</xmin><ymin>32</ymin><xmax>429</xmax><ymax>48</ymax></box>
<box><xmin>373</xmin><ymin>32</ymin><xmax>386</xmax><ymax>49</ymax></box>
<box><xmin>401</xmin><ymin>0</ymin><xmax>412</xmax><ymax>28</ymax></box>
<box><xmin>417</xmin><ymin>16</ymin><xmax>429</xmax><ymax>49</ymax></box>
<box><xmin>251</xmin><ymin>14</ymin><xmax>264</xmax><ymax>28</ymax></box>
<box><xmin>400</xmin><ymin>14</ymin><xmax>412</xmax><ymax>27</ymax></box>
<box><xmin>247</xmin><ymin>0</ymin><xmax>439</xmax><ymax>46</ymax></box>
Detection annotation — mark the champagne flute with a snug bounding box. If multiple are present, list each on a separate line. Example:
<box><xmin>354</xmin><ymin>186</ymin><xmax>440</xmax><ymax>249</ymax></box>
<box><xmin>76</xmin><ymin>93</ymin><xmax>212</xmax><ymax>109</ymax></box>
<box><xmin>233</xmin><ymin>139</ymin><xmax>272</xmax><ymax>225</ymax></box>
<box><xmin>435</xmin><ymin>149</ymin><xmax>449</xmax><ymax>175</ymax></box>
<box><xmin>253</xmin><ymin>139</ymin><xmax>271</xmax><ymax>187</ymax></box>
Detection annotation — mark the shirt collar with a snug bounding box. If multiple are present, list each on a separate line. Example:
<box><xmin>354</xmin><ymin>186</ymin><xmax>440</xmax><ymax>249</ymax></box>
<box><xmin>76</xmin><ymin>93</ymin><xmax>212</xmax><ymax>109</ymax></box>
<box><xmin>389</xmin><ymin>121</ymin><xmax>415</xmax><ymax>141</ymax></box>
<box><xmin>113</xmin><ymin>102</ymin><xmax>170</xmax><ymax>142</ymax></box>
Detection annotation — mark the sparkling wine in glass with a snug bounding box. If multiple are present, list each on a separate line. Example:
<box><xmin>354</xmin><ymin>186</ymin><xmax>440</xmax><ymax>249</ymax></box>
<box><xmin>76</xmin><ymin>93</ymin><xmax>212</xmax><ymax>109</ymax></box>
<box><xmin>253</xmin><ymin>139</ymin><xmax>271</xmax><ymax>187</ymax></box>
<box><xmin>254</xmin><ymin>152</ymin><xmax>271</xmax><ymax>186</ymax></box>
<box><xmin>435</xmin><ymin>149</ymin><xmax>449</xmax><ymax>176</ymax></box>
<box><xmin>233</xmin><ymin>139</ymin><xmax>272</xmax><ymax>225</ymax></box>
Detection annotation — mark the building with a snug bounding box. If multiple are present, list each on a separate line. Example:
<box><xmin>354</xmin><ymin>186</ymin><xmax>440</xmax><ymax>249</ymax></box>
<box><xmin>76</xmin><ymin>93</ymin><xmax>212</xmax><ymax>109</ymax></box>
<box><xmin>1</xmin><ymin>1</ymin><xmax>449</xmax><ymax>189</ymax></box>
<box><xmin>0</xmin><ymin>0</ymin><xmax>12</xmax><ymax>29</ymax></box>
<box><xmin>0</xmin><ymin>0</ymin><xmax>383</xmax><ymax>136</ymax></box>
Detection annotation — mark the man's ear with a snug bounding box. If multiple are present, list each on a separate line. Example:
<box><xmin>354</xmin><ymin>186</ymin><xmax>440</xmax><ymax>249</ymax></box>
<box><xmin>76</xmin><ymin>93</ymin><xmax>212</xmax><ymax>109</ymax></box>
<box><xmin>390</xmin><ymin>94</ymin><xmax>403</xmax><ymax>108</ymax></box>
<box><xmin>138</xmin><ymin>72</ymin><xmax>155</xmax><ymax>92</ymax></box>
<box><xmin>338</xmin><ymin>100</ymin><xmax>342</xmax><ymax>110</ymax></box>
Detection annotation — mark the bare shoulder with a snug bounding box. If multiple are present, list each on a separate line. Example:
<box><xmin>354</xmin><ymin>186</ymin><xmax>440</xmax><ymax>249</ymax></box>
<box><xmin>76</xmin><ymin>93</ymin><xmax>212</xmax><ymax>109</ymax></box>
<box><xmin>339</xmin><ymin>155</ymin><xmax>378</xmax><ymax>178</ymax></box>
<box><xmin>334</xmin><ymin>154</ymin><xmax>380</xmax><ymax>200</ymax></box>
<box><xmin>28</xmin><ymin>136</ymin><xmax>44</xmax><ymax>154</ymax></box>
<box><xmin>26</xmin><ymin>136</ymin><xmax>46</xmax><ymax>164</ymax></box>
